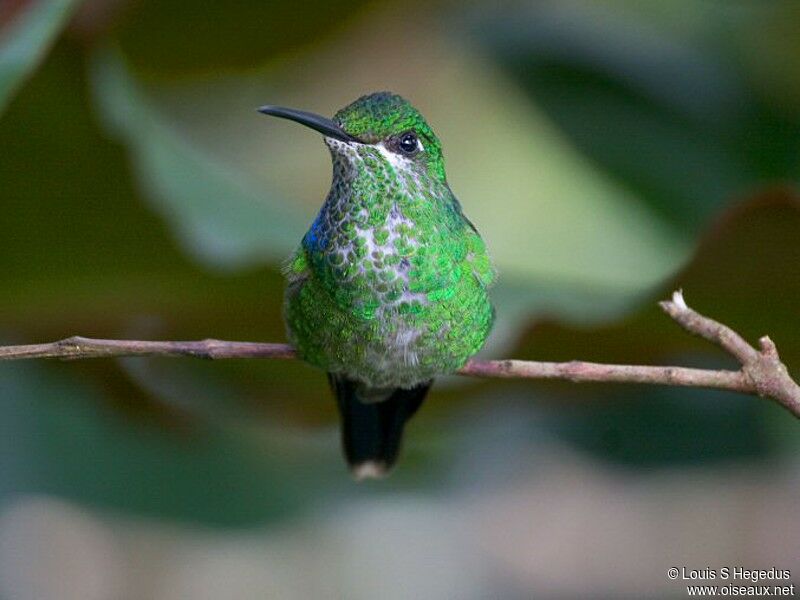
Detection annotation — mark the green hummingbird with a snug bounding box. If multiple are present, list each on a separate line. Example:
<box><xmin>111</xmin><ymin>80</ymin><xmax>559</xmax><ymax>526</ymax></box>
<box><xmin>259</xmin><ymin>92</ymin><xmax>495</xmax><ymax>479</ymax></box>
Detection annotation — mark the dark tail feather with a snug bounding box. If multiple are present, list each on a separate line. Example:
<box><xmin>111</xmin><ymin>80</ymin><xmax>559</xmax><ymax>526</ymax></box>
<box><xmin>328</xmin><ymin>374</ymin><xmax>431</xmax><ymax>480</ymax></box>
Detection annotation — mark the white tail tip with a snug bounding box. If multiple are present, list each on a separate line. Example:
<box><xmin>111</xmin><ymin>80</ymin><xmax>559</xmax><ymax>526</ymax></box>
<box><xmin>351</xmin><ymin>461</ymin><xmax>389</xmax><ymax>481</ymax></box>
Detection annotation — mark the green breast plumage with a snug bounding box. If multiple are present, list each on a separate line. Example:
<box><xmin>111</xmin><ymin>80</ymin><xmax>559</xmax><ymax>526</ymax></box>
<box><xmin>284</xmin><ymin>139</ymin><xmax>495</xmax><ymax>389</ymax></box>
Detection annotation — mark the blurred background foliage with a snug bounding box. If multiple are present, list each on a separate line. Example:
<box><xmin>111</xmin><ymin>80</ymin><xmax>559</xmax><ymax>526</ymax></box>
<box><xmin>1</xmin><ymin>0</ymin><xmax>799</xmax><ymax>597</ymax></box>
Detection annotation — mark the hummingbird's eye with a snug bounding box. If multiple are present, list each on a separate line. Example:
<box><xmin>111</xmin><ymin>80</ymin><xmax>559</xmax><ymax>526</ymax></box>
<box><xmin>397</xmin><ymin>132</ymin><xmax>419</xmax><ymax>155</ymax></box>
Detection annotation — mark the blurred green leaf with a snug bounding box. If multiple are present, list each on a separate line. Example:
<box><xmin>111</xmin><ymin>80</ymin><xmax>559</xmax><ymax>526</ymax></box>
<box><xmin>543</xmin><ymin>385</ymin><xmax>774</xmax><ymax>468</ymax></box>
<box><xmin>472</xmin><ymin>1</ymin><xmax>800</xmax><ymax>230</ymax></box>
<box><xmin>0</xmin><ymin>360</ymin><xmax>348</xmax><ymax>526</ymax></box>
<box><xmin>91</xmin><ymin>49</ymin><xmax>303</xmax><ymax>269</ymax></box>
<box><xmin>513</xmin><ymin>189</ymin><xmax>800</xmax><ymax>464</ymax></box>
<box><xmin>518</xmin><ymin>190</ymin><xmax>800</xmax><ymax>370</ymax></box>
<box><xmin>0</xmin><ymin>0</ymin><xmax>81</xmax><ymax>113</ymax></box>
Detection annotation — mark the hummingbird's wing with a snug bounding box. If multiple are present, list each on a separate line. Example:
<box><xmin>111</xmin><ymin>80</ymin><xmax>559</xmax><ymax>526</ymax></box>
<box><xmin>446</xmin><ymin>187</ymin><xmax>496</xmax><ymax>289</ymax></box>
<box><xmin>463</xmin><ymin>225</ymin><xmax>497</xmax><ymax>289</ymax></box>
<box><xmin>282</xmin><ymin>245</ymin><xmax>311</xmax><ymax>296</ymax></box>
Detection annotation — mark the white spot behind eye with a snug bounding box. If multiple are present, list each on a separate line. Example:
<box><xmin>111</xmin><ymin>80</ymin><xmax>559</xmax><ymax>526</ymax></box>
<box><xmin>377</xmin><ymin>142</ymin><xmax>414</xmax><ymax>171</ymax></box>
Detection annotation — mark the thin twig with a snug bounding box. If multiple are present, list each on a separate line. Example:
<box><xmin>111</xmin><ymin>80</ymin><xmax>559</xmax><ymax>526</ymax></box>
<box><xmin>1</xmin><ymin>291</ymin><xmax>798</xmax><ymax>418</ymax></box>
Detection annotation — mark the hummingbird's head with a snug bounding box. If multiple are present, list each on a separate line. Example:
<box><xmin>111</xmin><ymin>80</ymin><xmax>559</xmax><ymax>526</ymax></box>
<box><xmin>259</xmin><ymin>92</ymin><xmax>447</xmax><ymax>183</ymax></box>
<box><xmin>331</xmin><ymin>92</ymin><xmax>445</xmax><ymax>182</ymax></box>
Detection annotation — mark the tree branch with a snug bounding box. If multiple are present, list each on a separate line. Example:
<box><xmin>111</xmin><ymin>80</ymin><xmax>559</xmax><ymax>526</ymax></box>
<box><xmin>1</xmin><ymin>291</ymin><xmax>798</xmax><ymax>418</ymax></box>
<box><xmin>0</xmin><ymin>337</ymin><xmax>297</xmax><ymax>361</ymax></box>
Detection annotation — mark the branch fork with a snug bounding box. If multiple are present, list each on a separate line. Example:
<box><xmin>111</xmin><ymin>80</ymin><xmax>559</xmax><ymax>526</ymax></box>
<box><xmin>658</xmin><ymin>290</ymin><xmax>800</xmax><ymax>416</ymax></box>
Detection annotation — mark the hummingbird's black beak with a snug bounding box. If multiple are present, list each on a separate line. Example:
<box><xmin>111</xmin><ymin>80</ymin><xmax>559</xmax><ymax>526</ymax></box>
<box><xmin>257</xmin><ymin>105</ymin><xmax>360</xmax><ymax>143</ymax></box>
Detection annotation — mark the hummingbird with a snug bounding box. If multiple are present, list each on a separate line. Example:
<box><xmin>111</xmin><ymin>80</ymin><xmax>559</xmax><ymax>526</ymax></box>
<box><xmin>258</xmin><ymin>92</ymin><xmax>495</xmax><ymax>479</ymax></box>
